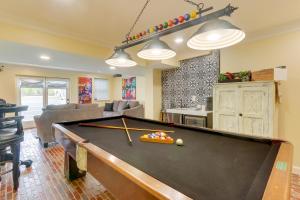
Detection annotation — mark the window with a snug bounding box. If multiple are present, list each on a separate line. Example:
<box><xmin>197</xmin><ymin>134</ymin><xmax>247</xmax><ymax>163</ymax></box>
<box><xmin>47</xmin><ymin>79</ymin><xmax>69</xmax><ymax>105</ymax></box>
<box><xmin>18</xmin><ymin>76</ymin><xmax>70</xmax><ymax>121</ymax></box>
<box><xmin>94</xmin><ymin>78</ymin><xmax>109</xmax><ymax>100</ymax></box>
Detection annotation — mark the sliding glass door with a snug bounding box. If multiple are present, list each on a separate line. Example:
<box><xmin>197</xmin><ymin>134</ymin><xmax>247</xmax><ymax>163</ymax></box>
<box><xmin>46</xmin><ymin>79</ymin><xmax>69</xmax><ymax>105</ymax></box>
<box><xmin>19</xmin><ymin>77</ymin><xmax>44</xmax><ymax>122</ymax></box>
<box><xmin>18</xmin><ymin>76</ymin><xmax>70</xmax><ymax>122</ymax></box>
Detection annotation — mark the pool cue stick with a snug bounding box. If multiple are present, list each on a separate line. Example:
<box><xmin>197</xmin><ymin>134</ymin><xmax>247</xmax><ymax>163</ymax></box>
<box><xmin>78</xmin><ymin>123</ymin><xmax>174</xmax><ymax>133</ymax></box>
<box><xmin>122</xmin><ymin>118</ymin><xmax>132</xmax><ymax>144</ymax></box>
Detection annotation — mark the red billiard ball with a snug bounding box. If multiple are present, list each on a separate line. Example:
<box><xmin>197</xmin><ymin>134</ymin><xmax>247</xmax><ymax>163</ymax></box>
<box><xmin>178</xmin><ymin>16</ymin><xmax>185</xmax><ymax>23</ymax></box>
<box><xmin>168</xmin><ymin>19</ymin><xmax>174</xmax><ymax>27</ymax></box>
<box><xmin>159</xmin><ymin>24</ymin><xmax>164</xmax><ymax>30</ymax></box>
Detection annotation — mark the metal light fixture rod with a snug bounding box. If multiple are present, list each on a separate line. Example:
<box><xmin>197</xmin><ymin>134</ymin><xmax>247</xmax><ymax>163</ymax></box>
<box><xmin>116</xmin><ymin>4</ymin><xmax>238</xmax><ymax>50</ymax></box>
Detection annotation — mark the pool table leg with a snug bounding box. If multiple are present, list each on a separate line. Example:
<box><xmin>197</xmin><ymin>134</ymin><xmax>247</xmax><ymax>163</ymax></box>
<box><xmin>64</xmin><ymin>152</ymin><xmax>86</xmax><ymax>181</ymax></box>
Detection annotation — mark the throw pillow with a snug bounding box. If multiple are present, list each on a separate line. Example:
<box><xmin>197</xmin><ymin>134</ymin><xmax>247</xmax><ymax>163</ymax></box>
<box><xmin>104</xmin><ymin>103</ymin><xmax>114</xmax><ymax>111</ymax></box>
<box><xmin>128</xmin><ymin>101</ymin><xmax>139</xmax><ymax>108</ymax></box>
<box><xmin>124</xmin><ymin>104</ymin><xmax>130</xmax><ymax>110</ymax></box>
<box><xmin>117</xmin><ymin>101</ymin><xmax>128</xmax><ymax>111</ymax></box>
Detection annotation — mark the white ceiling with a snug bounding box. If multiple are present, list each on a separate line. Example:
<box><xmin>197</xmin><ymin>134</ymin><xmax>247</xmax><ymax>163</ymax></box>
<box><xmin>0</xmin><ymin>0</ymin><xmax>300</xmax><ymax>74</ymax></box>
<box><xmin>0</xmin><ymin>40</ymin><xmax>147</xmax><ymax>76</ymax></box>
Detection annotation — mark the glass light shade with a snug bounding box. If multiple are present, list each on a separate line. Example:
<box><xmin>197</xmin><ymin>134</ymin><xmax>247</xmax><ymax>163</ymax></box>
<box><xmin>137</xmin><ymin>38</ymin><xmax>176</xmax><ymax>60</ymax></box>
<box><xmin>105</xmin><ymin>49</ymin><xmax>137</xmax><ymax>67</ymax></box>
<box><xmin>187</xmin><ymin>19</ymin><xmax>245</xmax><ymax>50</ymax></box>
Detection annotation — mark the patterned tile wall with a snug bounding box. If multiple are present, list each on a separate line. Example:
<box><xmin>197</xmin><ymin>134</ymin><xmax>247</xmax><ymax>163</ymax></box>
<box><xmin>161</xmin><ymin>50</ymin><xmax>220</xmax><ymax>109</ymax></box>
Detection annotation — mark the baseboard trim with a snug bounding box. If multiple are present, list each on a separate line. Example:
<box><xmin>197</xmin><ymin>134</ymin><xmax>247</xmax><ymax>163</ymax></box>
<box><xmin>293</xmin><ymin>166</ymin><xmax>300</xmax><ymax>175</ymax></box>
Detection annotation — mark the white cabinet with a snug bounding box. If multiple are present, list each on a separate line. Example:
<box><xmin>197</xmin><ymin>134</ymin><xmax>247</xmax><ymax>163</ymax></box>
<box><xmin>213</xmin><ymin>81</ymin><xmax>278</xmax><ymax>138</ymax></box>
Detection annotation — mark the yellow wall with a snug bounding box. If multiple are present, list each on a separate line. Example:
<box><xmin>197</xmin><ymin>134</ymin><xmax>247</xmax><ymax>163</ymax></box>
<box><xmin>221</xmin><ymin>30</ymin><xmax>300</xmax><ymax>167</ymax></box>
<box><xmin>112</xmin><ymin>76</ymin><xmax>146</xmax><ymax>105</ymax></box>
<box><xmin>0</xmin><ymin>64</ymin><xmax>113</xmax><ymax>106</ymax></box>
<box><xmin>153</xmin><ymin>69</ymin><xmax>162</xmax><ymax>120</ymax></box>
<box><xmin>143</xmin><ymin>68</ymin><xmax>162</xmax><ymax>120</ymax></box>
<box><xmin>111</xmin><ymin>69</ymin><xmax>162</xmax><ymax>120</ymax></box>
<box><xmin>0</xmin><ymin>21</ymin><xmax>111</xmax><ymax>58</ymax></box>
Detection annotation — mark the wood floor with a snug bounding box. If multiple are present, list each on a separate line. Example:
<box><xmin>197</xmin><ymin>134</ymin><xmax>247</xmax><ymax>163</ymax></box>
<box><xmin>0</xmin><ymin>129</ymin><xmax>299</xmax><ymax>200</ymax></box>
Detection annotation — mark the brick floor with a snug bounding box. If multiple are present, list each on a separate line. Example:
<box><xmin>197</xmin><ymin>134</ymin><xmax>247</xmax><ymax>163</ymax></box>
<box><xmin>0</xmin><ymin>129</ymin><xmax>115</xmax><ymax>200</ymax></box>
<box><xmin>0</xmin><ymin>129</ymin><xmax>299</xmax><ymax>200</ymax></box>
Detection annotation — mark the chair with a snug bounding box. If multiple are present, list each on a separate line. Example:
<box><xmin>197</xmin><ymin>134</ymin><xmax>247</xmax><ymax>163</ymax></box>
<box><xmin>0</xmin><ymin>101</ymin><xmax>32</xmax><ymax>190</ymax></box>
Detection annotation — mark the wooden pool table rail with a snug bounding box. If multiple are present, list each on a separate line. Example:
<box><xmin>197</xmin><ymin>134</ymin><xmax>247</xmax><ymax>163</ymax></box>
<box><xmin>263</xmin><ymin>142</ymin><xmax>293</xmax><ymax>200</ymax></box>
<box><xmin>53</xmin><ymin>120</ymin><xmax>292</xmax><ymax>200</ymax></box>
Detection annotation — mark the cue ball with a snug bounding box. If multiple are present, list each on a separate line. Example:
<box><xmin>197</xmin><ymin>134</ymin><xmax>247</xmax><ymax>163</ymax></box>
<box><xmin>176</xmin><ymin>138</ymin><xmax>184</xmax><ymax>146</ymax></box>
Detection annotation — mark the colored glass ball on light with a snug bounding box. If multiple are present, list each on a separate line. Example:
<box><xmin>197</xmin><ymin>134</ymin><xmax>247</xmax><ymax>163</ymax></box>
<box><xmin>190</xmin><ymin>11</ymin><xmax>197</xmax><ymax>19</ymax></box>
<box><xmin>143</xmin><ymin>31</ymin><xmax>147</xmax><ymax>36</ymax></box>
<box><xmin>136</xmin><ymin>34</ymin><xmax>140</xmax><ymax>39</ymax></box>
<box><xmin>168</xmin><ymin>19</ymin><xmax>174</xmax><ymax>27</ymax></box>
<box><xmin>132</xmin><ymin>35</ymin><xmax>136</xmax><ymax>40</ymax></box>
<box><xmin>159</xmin><ymin>24</ymin><xmax>164</xmax><ymax>30</ymax></box>
<box><xmin>178</xmin><ymin>16</ymin><xmax>185</xmax><ymax>23</ymax></box>
<box><xmin>184</xmin><ymin>13</ymin><xmax>190</xmax><ymax>21</ymax></box>
<box><xmin>155</xmin><ymin>26</ymin><xmax>159</xmax><ymax>32</ymax></box>
<box><xmin>173</xmin><ymin>18</ymin><xmax>179</xmax><ymax>25</ymax></box>
<box><xmin>163</xmin><ymin>22</ymin><xmax>168</xmax><ymax>28</ymax></box>
<box><xmin>139</xmin><ymin>32</ymin><xmax>143</xmax><ymax>37</ymax></box>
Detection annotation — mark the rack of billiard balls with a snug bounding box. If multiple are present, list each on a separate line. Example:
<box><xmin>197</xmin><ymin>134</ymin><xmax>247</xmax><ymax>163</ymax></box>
<box><xmin>140</xmin><ymin>132</ymin><xmax>184</xmax><ymax>146</ymax></box>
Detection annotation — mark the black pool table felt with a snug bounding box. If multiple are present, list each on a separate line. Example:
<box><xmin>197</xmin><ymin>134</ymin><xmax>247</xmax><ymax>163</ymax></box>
<box><xmin>60</xmin><ymin>117</ymin><xmax>280</xmax><ymax>200</ymax></box>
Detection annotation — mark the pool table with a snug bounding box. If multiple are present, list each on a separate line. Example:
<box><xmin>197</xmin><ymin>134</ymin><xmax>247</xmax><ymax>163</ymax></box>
<box><xmin>53</xmin><ymin>115</ymin><xmax>293</xmax><ymax>200</ymax></box>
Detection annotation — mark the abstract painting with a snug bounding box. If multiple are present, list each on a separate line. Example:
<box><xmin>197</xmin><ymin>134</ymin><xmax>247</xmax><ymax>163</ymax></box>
<box><xmin>122</xmin><ymin>77</ymin><xmax>136</xmax><ymax>100</ymax></box>
<box><xmin>78</xmin><ymin>77</ymin><xmax>92</xmax><ymax>104</ymax></box>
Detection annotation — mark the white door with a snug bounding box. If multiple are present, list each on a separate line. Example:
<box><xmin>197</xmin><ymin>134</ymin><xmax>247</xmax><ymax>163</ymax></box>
<box><xmin>238</xmin><ymin>86</ymin><xmax>269</xmax><ymax>137</ymax></box>
<box><xmin>213</xmin><ymin>85</ymin><xmax>239</xmax><ymax>133</ymax></box>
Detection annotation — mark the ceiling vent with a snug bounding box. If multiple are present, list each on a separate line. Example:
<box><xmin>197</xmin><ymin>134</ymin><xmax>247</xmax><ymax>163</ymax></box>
<box><xmin>113</xmin><ymin>74</ymin><xmax>122</xmax><ymax>78</ymax></box>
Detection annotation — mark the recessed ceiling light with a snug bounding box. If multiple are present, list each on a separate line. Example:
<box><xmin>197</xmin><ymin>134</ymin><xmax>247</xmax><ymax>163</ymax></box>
<box><xmin>174</xmin><ymin>37</ymin><xmax>184</xmax><ymax>44</ymax></box>
<box><xmin>110</xmin><ymin>66</ymin><xmax>116</xmax><ymax>70</ymax></box>
<box><xmin>40</xmin><ymin>55</ymin><xmax>51</xmax><ymax>61</ymax></box>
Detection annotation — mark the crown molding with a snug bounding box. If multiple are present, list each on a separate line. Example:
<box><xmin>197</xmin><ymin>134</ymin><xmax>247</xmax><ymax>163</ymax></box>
<box><xmin>0</xmin><ymin>12</ymin><xmax>114</xmax><ymax>49</ymax></box>
<box><xmin>244</xmin><ymin>18</ymin><xmax>300</xmax><ymax>44</ymax></box>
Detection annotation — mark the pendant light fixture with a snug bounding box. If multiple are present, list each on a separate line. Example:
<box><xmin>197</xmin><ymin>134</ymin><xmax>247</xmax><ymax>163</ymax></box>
<box><xmin>187</xmin><ymin>19</ymin><xmax>245</xmax><ymax>50</ymax></box>
<box><xmin>106</xmin><ymin>2</ymin><xmax>243</xmax><ymax>67</ymax></box>
<box><xmin>137</xmin><ymin>38</ymin><xmax>176</xmax><ymax>60</ymax></box>
<box><xmin>105</xmin><ymin>49</ymin><xmax>137</xmax><ymax>67</ymax></box>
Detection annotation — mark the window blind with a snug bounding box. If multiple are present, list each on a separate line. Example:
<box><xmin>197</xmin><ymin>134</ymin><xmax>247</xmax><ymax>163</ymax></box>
<box><xmin>94</xmin><ymin>79</ymin><xmax>109</xmax><ymax>100</ymax></box>
<box><xmin>46</xmin><ymin>79</ymin><xmax>69</xmax><ymax>89</ymax></box>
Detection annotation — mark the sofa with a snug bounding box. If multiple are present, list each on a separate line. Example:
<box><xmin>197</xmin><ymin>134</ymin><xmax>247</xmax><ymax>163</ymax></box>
<box><xmin>34</xmin><ymin>103</ymin><xmax>104</xmax><ymax>147</ymax></box>
<box><xmin>102</xmin><ymin>100</ymin><xmax>144</xmax><ymax>118</ymax></box>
